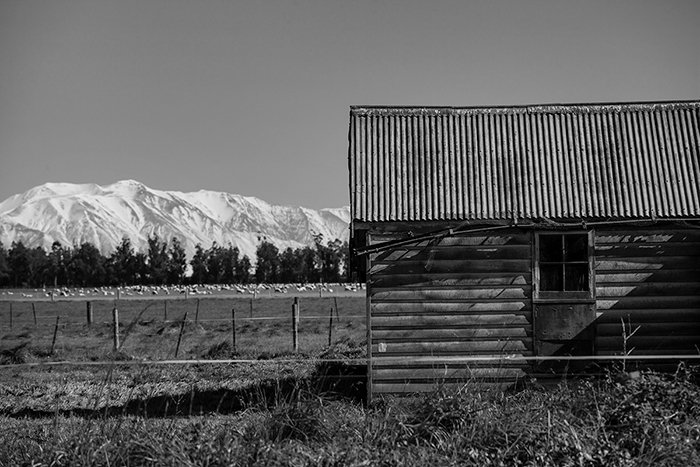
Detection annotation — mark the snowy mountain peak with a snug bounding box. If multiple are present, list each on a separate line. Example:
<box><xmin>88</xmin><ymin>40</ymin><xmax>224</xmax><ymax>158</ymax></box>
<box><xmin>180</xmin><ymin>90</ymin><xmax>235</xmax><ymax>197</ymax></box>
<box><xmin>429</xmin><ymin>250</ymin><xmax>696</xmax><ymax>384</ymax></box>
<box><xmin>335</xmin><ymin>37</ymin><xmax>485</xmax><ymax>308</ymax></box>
<box><xmin>0</xmin><ymin>181</ymin><xmax>350</xmax><ymax>260</ymax></box>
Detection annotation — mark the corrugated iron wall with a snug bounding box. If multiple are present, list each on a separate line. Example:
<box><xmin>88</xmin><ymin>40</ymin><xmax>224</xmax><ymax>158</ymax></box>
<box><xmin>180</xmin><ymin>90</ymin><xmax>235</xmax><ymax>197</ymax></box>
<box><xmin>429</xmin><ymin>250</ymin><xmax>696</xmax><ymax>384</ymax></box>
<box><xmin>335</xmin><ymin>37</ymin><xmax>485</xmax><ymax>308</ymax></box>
<box><xmin>368</xmin><ymin>230</ymin><xmax>532</xmax><ymax>393</ymax></box>
<box><xmin>594</xmin><ymin>227</ymin><xmax>700</xmax><ymax>356</ymax></box>
<box><xmin>349</xmin><ymin>102</ymin><xmax>700</xmax><ymax>222</ymax></box>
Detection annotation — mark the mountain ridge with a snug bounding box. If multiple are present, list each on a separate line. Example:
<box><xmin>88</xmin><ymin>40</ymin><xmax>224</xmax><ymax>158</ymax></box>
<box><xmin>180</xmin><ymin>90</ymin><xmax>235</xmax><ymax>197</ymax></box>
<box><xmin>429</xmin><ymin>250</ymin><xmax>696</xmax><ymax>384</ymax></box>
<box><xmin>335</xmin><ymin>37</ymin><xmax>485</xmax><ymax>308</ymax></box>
<box><xmin>0</xmin><ymin>180</ymin><xmax>350</xmax><ymax>260</ymax></box>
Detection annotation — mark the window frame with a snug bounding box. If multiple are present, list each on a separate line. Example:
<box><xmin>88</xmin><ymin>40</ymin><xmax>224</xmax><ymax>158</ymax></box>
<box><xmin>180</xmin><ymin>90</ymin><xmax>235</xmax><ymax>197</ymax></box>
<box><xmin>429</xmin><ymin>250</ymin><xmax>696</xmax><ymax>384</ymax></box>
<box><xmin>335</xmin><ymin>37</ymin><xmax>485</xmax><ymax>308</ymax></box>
<box><xmin>533</xmin><ymin>230</ymin><xmax>595</xmax><ymax>302</ymax></box>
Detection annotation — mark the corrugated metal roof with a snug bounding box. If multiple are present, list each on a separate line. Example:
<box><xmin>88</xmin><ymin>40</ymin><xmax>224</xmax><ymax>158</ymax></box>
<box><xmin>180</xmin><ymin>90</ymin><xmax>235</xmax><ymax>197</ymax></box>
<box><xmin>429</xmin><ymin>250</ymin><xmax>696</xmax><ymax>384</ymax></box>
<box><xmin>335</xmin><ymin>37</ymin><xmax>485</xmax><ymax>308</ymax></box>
<box><xmin>349</xmin><ymin>101</ymin><xmax>700</xmax><ymax>222</ymax></box>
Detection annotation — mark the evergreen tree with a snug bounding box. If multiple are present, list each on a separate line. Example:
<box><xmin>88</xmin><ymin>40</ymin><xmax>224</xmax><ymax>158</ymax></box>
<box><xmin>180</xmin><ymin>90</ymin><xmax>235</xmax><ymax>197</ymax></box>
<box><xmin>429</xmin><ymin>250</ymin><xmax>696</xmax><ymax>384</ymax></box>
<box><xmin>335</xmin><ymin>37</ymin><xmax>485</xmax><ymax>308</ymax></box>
<box><xmin>28</xmin><ymin>246</ymin><xmax>49</xmax><ymax>287</ymax></box>
<box><xmin>236</xmin><ymin>255</ymin><xmax>251</xmax><ymax>284</ymax></box>
<box><xmin>317</xmin><ymin>238</ymin><xmax>343</xmax><ymax>283</ymax></box>
<box><xmin>299</xmin><ymin>246</ymin><xmax>319</xmax><ymax>283</ymax></box>
<box><xmin>339</xmin><ymin>240</ymin><xmax>350</xmax><ymax>281</ymax></box>
<box><xmin>166</xmin><ymin>237</ymin><xmax>187</xmax><ymax>284</ymax></box>
<box><xmin>109</xmin><ymin>237</ymin><xmax>136</xmax><ymax>285</ymax></box>
<box><xmin>68</xmin><ymin>242</ymin><xmax>105</xmax><ymax>286</ymax></box>
<box><xmin>279</xmin><ymin>247</ymin><xmax>298</xmax><ymax>283</ymax></box>
<box><xmin>8</xmin><ymin>241</ymin><xmax>31</xmax><ymax>287</ymax></box>
<box><xmin>255</xmin><ymin>241</ymin><xmax>280</xmax><ymax>283</ymax></box>
<box><xmin>205</xmin><ymin>242</ymin><xmax>224</xmax><ymax>283</ymax></box>
<box><xmin>190</xmin><ymin>244</ymin><xmax>208</xmax><ymax>284</ymax></box>
<box><xmin>48</xmin><ymin>241</ymin><xmax>69</xmax><ymax>287</ymax></box>
<box><xmin>133</xmin><ymin>252</ymin><xmax>148</xmax><ymax>284</ymax></box>
<box><xmin>147</xmin><ymin>234</ymin><xmax>168</xmax><ymax>284</ymax></box>
<box><xmin>0</xmin><ymin>242</ymin><xmax>11</xmax><ymax>287</ymax></box>
<box><xmin>220</xmin><ymin>244</ymin><xmax>239</xmax><ymax>283</ymax></box>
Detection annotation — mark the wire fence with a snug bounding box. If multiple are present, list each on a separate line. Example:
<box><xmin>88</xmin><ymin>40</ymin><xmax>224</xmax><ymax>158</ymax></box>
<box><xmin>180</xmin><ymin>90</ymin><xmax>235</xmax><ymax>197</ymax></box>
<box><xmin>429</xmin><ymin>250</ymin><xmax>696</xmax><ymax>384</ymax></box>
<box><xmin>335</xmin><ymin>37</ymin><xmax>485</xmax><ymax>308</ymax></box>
<box><xmin>0</xmin><ymin>295</ymin><xmax>367</xmax><ymax>361</ymax></box>
<box><xmin>2</xmin><ymin>297</ymin><xmax>699</xmax><ymax>371</ymax></box>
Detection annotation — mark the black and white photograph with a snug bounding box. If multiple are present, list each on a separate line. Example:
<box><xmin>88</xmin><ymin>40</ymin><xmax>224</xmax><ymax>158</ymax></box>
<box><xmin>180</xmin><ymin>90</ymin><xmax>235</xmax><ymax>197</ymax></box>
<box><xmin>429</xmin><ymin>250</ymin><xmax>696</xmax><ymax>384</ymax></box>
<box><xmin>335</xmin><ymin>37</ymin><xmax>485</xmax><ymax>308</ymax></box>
<box><xmin>0</xmin><ymin>0</ymin><xmax>699</xmax><ymax>465</ymax></box>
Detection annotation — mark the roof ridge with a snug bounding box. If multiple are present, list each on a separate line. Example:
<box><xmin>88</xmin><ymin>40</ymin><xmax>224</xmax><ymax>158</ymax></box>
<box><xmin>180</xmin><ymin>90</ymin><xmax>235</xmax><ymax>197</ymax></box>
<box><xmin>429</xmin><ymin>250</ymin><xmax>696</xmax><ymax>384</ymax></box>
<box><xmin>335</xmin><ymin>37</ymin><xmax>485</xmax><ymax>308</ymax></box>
<box><xmin>350</xmin><ymin>100</ymin><xmax>700</xmax><ymax>115</ymax></box>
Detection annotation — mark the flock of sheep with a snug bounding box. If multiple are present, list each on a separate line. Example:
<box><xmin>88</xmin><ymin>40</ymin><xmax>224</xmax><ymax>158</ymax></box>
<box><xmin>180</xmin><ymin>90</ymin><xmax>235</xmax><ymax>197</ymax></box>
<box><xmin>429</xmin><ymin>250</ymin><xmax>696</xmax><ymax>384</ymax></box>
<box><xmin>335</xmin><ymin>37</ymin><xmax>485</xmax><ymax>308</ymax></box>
<box><xmin>1</xmin><ymin>282</ymin><xmax>366</xmax><ymax>299</ymax></box>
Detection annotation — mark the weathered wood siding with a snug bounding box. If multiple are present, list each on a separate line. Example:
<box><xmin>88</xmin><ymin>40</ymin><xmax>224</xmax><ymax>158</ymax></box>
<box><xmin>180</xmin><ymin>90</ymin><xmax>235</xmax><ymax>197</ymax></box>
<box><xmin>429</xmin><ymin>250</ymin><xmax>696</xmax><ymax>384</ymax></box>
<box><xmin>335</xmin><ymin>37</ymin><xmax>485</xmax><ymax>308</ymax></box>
<box><xmin>595</xmin><ymin>228</ymin><xmax>700</xmax><ymax>356</ymax></box>
<box><xmin>368</xmin><ymin>229</ymin><xmax>532</xmax><ymax>393</ymax></box>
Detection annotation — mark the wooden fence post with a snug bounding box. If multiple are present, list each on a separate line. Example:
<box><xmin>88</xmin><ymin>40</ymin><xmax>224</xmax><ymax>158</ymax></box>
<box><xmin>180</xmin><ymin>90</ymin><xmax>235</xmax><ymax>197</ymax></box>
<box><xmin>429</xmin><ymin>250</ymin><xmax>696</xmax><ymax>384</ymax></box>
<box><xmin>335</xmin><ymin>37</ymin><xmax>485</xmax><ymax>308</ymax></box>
<box><xmin>328</xmin><ymin>307</ymin><xmax>333</xmax><ymax>347</ymax></box>
<box><xmin>112</xmin><ymin>307</ymin><xmax>120</xmax><ymax>351</ymax></box>
<box><xmin>231</xmin><ymin>308</ymin><xmax>237</xmax><ymax>353</ymax></box>
<box><xmin>333</xmin><ymin>296</ymin><xmax>339</xmax><ymax>322</ymax></box>
<box><xmin>174</xmin><ymin>310</ymin><xmax>189</xmax><ymax>358</ymax></box>
<box><xmin>86</xmin><ymin>301</ymin><xmax>93</xmax><ymax>326</ymax></box>
<box><xmin>292</xmin><ymin>297</ymin><xmax>299</xmax><ymax>352</ymax></box>
<box><xmin>164</xmin><ymin>300</ymin><xmax>168</xmax><ymax>321</ymax></box>
<box><xmin>9</xmin><ymin>302</ymin><xmax>12</xmax><ymax>330</ymax></box>
<box><xmin>32</xmin><ymin>303</ymin><xmax>37</xmax><ymax>327</ymax></box>
<box><xmin>249</xmin><ymin>298</ymin><xmax>253</xmax><ymax>318</ymax></box>
<box><xmin>194</xmin><ymin>299</ymin><xmax>200</xmax><ymax>324</ymax></box>
<box><xmin>50</xmin><ymin>316</ymin><xmax>60</xmax><ymax>354</ymax></box>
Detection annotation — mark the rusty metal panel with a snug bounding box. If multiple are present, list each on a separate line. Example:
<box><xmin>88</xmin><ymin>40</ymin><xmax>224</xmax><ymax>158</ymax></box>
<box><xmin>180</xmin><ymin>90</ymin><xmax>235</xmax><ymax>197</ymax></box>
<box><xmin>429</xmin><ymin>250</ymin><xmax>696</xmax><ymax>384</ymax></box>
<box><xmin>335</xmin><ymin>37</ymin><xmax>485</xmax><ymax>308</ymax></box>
<box><xmin>534</xmin><ymin>303</ymin><xmax>596</xmax><ymax>357</ymax></box>
<box><xmin>349</xmin><ymin>101</ymin><xmax>700</xmax><ymax>223</ymax></box>
<box><xmin>534</xmin><ymin>303</ymin><xmax>595</xmax><ymax>341</ymax></box>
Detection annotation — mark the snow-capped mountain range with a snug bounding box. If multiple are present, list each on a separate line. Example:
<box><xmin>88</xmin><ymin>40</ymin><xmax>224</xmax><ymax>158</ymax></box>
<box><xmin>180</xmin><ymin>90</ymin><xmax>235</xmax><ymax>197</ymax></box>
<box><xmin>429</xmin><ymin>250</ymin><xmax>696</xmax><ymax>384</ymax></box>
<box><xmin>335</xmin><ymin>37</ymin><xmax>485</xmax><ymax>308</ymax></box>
<box><xmin>0</xmin><ymin>180</ymin><xmax>350</xmax><ymax>260</ymax></box>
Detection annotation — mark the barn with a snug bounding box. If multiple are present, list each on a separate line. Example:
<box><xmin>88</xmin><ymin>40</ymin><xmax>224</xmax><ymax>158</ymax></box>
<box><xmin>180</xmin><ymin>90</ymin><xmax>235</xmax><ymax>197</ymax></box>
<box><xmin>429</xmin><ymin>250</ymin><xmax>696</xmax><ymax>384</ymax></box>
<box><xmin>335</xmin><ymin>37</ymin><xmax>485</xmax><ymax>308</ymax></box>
<box><xmin>348</xmin><ymin>101</ymin><xmax>700</xmax><ymax>398</ymax></box>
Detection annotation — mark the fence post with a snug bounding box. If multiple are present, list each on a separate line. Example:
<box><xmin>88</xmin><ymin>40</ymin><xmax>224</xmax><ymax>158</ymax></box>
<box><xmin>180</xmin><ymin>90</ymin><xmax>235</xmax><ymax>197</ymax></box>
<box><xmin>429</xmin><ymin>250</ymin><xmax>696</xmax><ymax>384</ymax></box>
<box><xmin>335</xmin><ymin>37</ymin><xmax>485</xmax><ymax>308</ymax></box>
<box><xmin>194</xmin><ymin>299</ymin><xmax>200</xmax><ymax>324</ymax></box>
<box><xmin>231</xmin><ymin>308</ymin><xmax>237</xmax><ymax>353</ymax></box>
<box><xmin>86</xmin><ymin>301</ymin><xmax>93</xmax><ymax>327</ymax></box>
<box><xmin>249</xmin><ymin>298</ymin><xmax>253</xmax><ymax>318</ymax></box>
<box><xmin>328</xmin><ymin>307</ymin><xmax>333</xmax><ymax>347</ymax></box>
<box><xmin>174</xmin><ymin>310</ymin><xmax>189</xmax><ymax>358</ymax></box>
<box><xmin>333</xmin><ymin>296</ymin><xmax>339</xmax><ymax>322</ymax></box>
<box><xmin>112</xmin><ymin>307</ymin><xmax>120</xmax><ymax>351</ymax></box>
<box><xmin>292</xmin><ymin>297</ymin><xmax>299</xmax><ymax>352</ymax></box>
<box><xmin>164</xmin><ymin>300</ymin><xmax>168</xmax><ymax>321</ymax></box>
<box><xmin>50</xmin><ymin>316</ymin><xmax>60</xmax><ymax>354</ymax></box>
<box><xmin>32</xmin><ymin>303</ymin><xmax>37</xmax><ymax>327</ymax></box>
<box><xmin>9</xmin><ymin>302</ymin><xmax>12</xmax><ymax>330</ymax></box>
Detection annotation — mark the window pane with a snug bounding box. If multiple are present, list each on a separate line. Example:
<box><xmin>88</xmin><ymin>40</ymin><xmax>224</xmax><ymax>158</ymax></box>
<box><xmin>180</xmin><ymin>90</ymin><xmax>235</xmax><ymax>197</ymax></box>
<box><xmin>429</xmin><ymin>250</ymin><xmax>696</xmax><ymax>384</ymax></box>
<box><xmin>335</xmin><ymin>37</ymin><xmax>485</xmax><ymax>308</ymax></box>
<box><xmin>540</xmin><ymin>235</ymin><xmax>563</xmax><ymax>262</ymax></box>
<box><xmin>564</xmin><ymin>234</ymin><xmax>588</xmax><ymax>261</ymax></box>
<box><xmin>540</xmin><ymin>264</ymin><xmax>563</xmax><ymax>291</ymax></box>
<box><xmin>565</xmin><ymin>264</ymin><xmax>589</xmax><ymax>291</ymax></box>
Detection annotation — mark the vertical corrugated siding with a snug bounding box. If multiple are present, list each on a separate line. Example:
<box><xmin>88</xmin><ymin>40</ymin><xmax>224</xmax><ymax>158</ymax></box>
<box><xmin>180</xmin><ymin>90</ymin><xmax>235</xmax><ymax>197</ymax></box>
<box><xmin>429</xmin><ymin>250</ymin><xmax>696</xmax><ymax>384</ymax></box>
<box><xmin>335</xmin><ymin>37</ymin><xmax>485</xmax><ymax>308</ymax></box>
<box><xmin>350</xmin><ymin>103</ymin><xmax>700</xmax><ymax>222</ymax></box>
<box><xmin>595</xmin><ymin>228</ymin><xmax>700</xmax><ymax>355</ymax></box>
<box><xmin>367</xmin><ymin>230</ymin><xmax>532</xmax><ymax>393</ymax></box>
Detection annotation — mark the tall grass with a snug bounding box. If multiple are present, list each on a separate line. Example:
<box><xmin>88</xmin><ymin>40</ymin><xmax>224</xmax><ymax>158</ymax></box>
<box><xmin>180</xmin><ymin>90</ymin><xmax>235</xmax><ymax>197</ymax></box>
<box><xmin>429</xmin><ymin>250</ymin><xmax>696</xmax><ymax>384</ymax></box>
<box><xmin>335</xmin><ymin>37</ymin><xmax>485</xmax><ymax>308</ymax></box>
<box><xmin>1</xmin><ymin>366</ymin><xmax>698</xmax><ymax>466</ymax></box>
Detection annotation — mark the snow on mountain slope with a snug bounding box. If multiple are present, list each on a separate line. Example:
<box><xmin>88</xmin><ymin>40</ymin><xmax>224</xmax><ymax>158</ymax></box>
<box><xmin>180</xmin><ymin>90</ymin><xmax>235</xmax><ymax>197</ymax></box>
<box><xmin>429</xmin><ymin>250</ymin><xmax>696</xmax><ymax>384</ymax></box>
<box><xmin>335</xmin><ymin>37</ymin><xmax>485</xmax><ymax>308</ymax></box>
<box><xmin>0</xmin><ymin>180</ymin><xmax>350</xmax><ymax>260</ymax></box>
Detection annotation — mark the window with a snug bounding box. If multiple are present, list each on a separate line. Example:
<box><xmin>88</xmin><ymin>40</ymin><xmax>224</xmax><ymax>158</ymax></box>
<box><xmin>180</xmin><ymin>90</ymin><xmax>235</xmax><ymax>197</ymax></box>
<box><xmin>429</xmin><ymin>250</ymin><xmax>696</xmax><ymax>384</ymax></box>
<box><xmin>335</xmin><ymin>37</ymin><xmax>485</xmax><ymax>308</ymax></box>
<box><xmin>536</xmin><ymin>232</ymin><xmax>592</xmax><ymax>299</ymax></box>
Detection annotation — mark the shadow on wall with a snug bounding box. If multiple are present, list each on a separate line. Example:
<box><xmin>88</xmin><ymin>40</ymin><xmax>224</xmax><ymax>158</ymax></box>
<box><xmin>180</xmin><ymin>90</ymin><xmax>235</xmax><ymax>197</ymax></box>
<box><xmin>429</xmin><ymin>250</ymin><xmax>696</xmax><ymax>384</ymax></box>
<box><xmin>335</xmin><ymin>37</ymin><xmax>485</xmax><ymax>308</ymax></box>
<box><xmin>541</xmin><ymin>230</ymin><xmax>700</xmax><ymax>374</ymax></box>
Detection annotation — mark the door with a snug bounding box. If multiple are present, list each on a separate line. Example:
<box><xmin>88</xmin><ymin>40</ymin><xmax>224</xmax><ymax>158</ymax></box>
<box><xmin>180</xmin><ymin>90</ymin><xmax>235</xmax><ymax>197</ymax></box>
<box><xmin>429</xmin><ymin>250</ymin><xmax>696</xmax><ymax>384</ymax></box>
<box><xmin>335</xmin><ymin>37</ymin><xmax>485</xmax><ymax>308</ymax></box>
<box><xmin>533</xmin><ymin>231</ymin><xmax>596</xmax><ymax>357</ymax></box>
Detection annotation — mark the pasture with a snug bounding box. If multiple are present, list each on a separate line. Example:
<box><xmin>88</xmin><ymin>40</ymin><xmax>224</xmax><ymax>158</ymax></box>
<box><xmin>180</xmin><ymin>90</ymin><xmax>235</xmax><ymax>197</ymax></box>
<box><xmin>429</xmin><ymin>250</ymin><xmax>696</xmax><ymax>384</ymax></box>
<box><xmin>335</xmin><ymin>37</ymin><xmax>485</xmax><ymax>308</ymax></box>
<box><xmin>0</xmin><ymin>286</ymin><xmax>366</xmax><ymax>362</ymax></box>
<box><xmin>1</xmin><ymin>286</ymin><xmax>698</xmax><ymax>466</ymax></box>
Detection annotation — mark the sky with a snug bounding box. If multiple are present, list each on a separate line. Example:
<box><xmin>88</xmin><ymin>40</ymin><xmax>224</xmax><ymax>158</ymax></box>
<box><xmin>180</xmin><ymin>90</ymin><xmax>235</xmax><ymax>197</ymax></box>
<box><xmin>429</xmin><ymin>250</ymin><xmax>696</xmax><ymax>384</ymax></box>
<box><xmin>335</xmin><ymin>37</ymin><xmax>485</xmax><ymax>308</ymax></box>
<box><xmin>0</xmin><ymin>0</ymin><xmax>698</xmax><ymax>209</ymax></box>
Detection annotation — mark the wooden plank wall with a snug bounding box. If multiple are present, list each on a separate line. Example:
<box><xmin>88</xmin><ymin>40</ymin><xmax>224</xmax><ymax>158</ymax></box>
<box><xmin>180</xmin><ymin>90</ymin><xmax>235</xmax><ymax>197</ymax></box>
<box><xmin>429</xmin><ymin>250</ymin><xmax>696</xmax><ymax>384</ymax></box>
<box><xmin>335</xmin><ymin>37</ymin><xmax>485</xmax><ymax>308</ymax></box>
<box><xmin>595</xmin><ymin>228</ymin><xmax>700</xmax><ymax>358</ymax></box>
<box><xmin>368</xmin><ymin>229</ymin><xmax>533</xmax><ymax>394</ymax></box>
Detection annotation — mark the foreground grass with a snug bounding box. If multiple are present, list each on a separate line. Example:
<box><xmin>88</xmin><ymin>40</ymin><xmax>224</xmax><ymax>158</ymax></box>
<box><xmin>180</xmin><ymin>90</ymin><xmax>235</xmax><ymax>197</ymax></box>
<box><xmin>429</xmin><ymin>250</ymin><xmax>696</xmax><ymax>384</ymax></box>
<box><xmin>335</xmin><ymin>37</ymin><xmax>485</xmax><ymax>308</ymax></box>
<box><xmin>1</xmin><ymin>368</ymin><xmax>698</xmax><ymax>466</ymax></box>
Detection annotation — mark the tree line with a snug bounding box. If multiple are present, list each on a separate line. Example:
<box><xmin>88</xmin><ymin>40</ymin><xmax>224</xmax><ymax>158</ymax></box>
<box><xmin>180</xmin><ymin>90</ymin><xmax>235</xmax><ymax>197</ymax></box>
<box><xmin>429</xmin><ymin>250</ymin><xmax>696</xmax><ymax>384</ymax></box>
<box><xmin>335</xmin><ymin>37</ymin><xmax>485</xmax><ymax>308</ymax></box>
<box><xmin>0</xmin><ymin>234</ymin><xmax>350</xmax><ymax>288</ymax></box>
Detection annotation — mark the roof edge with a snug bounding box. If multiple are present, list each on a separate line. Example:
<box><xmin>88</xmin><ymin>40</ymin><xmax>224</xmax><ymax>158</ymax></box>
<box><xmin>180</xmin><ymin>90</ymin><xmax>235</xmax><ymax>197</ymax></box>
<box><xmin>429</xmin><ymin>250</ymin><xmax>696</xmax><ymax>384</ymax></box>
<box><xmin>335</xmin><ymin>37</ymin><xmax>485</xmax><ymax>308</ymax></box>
<box><xmin>350</xmin><ymin>100</ymin><xmax>700</xmax><ymax>116</ymax></box>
